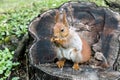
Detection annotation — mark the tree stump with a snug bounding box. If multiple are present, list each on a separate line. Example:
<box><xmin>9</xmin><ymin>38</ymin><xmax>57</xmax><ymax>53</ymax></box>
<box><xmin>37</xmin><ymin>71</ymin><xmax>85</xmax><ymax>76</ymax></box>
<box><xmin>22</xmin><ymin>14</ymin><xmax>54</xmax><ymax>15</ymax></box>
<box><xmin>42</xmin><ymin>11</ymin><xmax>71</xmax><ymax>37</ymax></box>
<box><xmin>28</xmin><ymin>1</ymin><xmax>120</xmax><ymax>80</ymax></box>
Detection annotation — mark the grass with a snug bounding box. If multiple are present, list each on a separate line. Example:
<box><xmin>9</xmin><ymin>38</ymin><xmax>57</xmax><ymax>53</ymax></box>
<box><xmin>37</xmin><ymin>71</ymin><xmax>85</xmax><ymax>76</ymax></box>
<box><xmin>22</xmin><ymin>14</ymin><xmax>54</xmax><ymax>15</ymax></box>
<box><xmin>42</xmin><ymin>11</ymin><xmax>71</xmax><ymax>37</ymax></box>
<box><xmin>0</xmin><ymin>0</ymin><xmax>38</xmax><ymax>13</ymax></box>
<box><xmin>0</xmin><ymin>0</ymin><xmax>108</xmax><ymax>79</ymax></box>
<box><xmin>0</xmin><ymin>48</ymin><xmax>19</xmax><ymax>80</ymax></box>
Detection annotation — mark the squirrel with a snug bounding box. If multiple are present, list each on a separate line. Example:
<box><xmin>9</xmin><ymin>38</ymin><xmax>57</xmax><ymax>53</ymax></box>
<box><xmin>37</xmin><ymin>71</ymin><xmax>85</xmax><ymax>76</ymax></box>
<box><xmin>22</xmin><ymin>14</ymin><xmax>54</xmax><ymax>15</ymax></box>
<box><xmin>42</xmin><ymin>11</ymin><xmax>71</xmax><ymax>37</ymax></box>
<box><xmin>51</xmin><ymin>10</ymin><xmax>91</xmax><ymax>70</ymax></box>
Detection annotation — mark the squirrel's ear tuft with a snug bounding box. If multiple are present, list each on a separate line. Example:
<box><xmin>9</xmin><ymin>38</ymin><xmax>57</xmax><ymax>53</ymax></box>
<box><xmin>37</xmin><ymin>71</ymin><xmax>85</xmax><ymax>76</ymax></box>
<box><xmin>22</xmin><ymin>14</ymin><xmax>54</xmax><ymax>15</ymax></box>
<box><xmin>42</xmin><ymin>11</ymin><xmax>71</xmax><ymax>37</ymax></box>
<box><xmin>63</xmin><ymin>11</ymin><xmax>68</xmax><ymax>27</ymax></box>
<box><xmin>55</xmin><ymin>10</ymin><xmax>60</xmax><ymax>23</ymax></box>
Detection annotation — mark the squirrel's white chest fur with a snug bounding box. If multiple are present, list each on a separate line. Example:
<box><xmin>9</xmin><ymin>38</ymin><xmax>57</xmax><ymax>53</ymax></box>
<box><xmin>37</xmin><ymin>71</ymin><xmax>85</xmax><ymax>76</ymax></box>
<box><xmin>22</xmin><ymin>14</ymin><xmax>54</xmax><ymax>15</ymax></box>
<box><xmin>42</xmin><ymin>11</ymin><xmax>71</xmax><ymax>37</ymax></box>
<box><xmin>55</xmin><ymin>29</ymin><xmax>83</xmax><ymax>63</ymax></box>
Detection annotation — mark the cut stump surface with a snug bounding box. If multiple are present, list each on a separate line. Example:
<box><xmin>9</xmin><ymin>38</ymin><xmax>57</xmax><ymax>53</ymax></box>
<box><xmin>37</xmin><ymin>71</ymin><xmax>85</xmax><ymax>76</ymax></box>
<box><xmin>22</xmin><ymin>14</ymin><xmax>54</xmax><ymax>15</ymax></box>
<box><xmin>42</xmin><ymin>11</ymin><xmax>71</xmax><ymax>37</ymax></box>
<box><xmin>29</xmin><ymin>1</ymin><xmax>120</xmax><ymax>80</ymax></box>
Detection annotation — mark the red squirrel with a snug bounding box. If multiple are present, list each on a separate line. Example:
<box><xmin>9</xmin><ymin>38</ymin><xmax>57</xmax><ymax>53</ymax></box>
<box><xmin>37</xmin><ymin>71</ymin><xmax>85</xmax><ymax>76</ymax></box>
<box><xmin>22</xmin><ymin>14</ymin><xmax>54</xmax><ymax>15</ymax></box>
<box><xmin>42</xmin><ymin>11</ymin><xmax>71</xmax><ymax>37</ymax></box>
<box><xmin>51</xmin><ymin>10</ymin><xmax>91</xmax><ymax>70</ymax></box>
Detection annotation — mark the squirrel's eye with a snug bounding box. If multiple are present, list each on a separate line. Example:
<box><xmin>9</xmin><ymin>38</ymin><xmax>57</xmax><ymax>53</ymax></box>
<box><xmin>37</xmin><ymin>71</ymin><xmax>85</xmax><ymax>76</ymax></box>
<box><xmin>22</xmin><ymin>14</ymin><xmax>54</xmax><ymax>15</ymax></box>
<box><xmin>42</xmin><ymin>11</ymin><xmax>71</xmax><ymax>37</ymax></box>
<box><xmin>61</xmin><ymin>29</ymin><xmax>64</xmax><ymax>32</ymax></box>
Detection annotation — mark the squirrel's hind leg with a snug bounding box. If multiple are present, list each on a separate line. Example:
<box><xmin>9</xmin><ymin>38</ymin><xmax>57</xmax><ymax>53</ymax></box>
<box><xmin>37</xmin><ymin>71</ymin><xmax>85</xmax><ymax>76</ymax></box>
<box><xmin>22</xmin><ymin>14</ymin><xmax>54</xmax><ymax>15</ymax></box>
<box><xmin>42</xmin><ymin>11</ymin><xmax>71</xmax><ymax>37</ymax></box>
<box><xmin>56</xmin><ymin>59</ymin><xmax>66</xmax><ymax>68</ymax></box>
<box><xmin>72</xmin><ymin>63</ymin><xmax>80</xmax><ymax>70</ymax></box>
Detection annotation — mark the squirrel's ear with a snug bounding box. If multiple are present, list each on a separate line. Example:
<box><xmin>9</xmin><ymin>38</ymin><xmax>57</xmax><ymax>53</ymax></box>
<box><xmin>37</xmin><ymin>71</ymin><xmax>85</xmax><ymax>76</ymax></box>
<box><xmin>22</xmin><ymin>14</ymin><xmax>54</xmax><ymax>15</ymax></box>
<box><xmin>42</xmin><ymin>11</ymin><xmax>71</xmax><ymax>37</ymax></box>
<box><xmin>63</xmin><ymin>11</ymin><xmax>68</xmax><ymax>27</ymax></box>
<box><xmin>55</xmin><ymin>10</ymin><xmax>60</xmax><ymax>23</ymax></box>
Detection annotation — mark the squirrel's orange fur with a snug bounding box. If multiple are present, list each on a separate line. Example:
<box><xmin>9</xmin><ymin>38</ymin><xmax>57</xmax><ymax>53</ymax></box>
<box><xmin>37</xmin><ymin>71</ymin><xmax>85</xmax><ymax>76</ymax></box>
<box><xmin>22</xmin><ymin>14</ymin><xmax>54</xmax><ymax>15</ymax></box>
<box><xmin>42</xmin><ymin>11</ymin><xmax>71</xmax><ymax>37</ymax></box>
<box><xmin>81</xmin><ymin>37</ymin><xmax>91</xmax><ymax>63</ymax></box>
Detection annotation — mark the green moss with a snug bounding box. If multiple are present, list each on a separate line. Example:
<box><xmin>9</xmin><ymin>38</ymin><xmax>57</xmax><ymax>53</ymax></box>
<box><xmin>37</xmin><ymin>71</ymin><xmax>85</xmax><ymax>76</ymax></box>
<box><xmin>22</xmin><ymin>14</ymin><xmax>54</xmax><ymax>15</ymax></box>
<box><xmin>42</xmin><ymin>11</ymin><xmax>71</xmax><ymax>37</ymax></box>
<box><xmin>89</xmin><ymin>0</ymin><xmax>108</xmax><ymax>7</ymax></box>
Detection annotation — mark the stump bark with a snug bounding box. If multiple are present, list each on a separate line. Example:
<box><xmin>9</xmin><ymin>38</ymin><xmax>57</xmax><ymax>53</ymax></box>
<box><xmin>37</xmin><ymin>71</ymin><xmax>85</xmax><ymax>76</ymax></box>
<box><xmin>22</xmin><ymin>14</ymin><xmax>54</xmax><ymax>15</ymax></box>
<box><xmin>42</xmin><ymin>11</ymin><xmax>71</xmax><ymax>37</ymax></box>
<box><xmin>28</xmin><ymin>1</ymin><xmax>120</xmax><ymax>80</ymax></box>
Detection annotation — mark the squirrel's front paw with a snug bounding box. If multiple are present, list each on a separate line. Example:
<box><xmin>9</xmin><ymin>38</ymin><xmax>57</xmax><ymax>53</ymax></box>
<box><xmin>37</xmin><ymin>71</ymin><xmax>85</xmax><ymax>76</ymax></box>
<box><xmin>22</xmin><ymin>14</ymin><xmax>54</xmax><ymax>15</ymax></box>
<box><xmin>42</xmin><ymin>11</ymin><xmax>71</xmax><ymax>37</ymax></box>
<box><xmin>50</xmin><ymin>37</ymin><xmax>55</xmax><ymax>42</ymax></box>
<box><xmin>51</xmin><ymin>37</ymin><xmax>60</xmax><ymax>42</ymax></box>
<box><xmin>56</xmin><ymin>59</ymin><xmax>65</xmax><ymax>68</ymax></box>
<box><xmin>72</xmin><ymin>63</ymin><xmax>80</xmax><ymax>70</ymax></box>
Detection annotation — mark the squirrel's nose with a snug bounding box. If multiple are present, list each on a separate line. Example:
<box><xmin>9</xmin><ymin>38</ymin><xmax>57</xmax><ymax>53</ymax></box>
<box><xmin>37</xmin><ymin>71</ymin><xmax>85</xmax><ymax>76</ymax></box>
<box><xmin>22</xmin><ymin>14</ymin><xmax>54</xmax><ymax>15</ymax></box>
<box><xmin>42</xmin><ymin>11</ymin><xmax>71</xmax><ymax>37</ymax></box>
<box><xmin>53</xmin><ymin>35</ymin><xmax>58</xmax><ymax>38</ymax></box>
<box><xmin>53</xmin><ymin>35</ymin><xmax>57</xmax><ymax>38</ymax></box>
